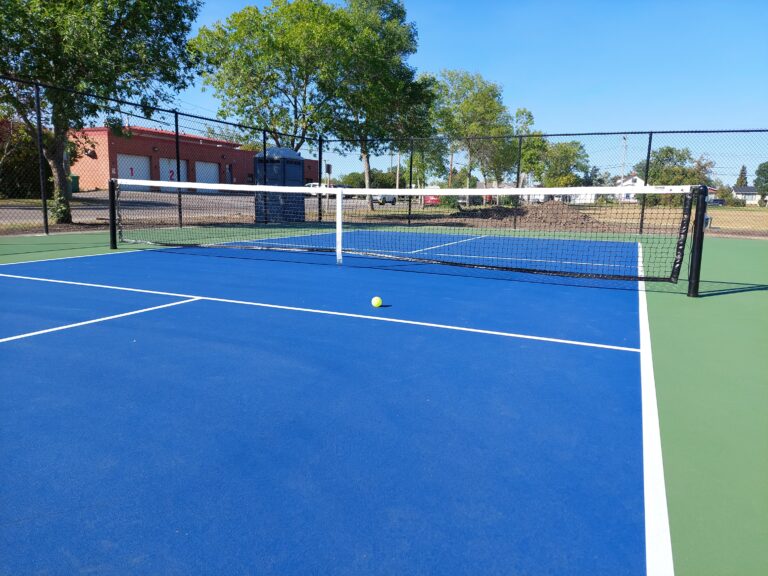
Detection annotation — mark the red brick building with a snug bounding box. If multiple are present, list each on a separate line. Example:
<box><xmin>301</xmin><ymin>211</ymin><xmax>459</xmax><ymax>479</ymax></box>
<box><xmin>71</xmin><ymin>127</ymin><xmax>319</xmax><ymax>190</ymax></box>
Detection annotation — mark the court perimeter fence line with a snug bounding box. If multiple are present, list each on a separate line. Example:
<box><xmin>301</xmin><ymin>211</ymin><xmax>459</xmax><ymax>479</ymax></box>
<box><xmin>1</xmin><ymin>75</ymin><xmax>766</xmax><ymax>251</ymax></box>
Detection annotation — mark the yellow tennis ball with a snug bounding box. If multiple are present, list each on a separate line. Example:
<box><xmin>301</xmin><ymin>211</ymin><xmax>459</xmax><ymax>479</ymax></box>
<box><xmin>371</xmin><ymin>296</ymin><xmax>383</xmax><ymax>308</ymax></box>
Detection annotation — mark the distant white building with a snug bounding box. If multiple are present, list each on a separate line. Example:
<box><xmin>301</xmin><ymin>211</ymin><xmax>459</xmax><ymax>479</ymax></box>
<box><xmin>733</xmin><ymin>186</ymin><xmax>761</xmax><ymax>205</ymax></box>
<box><xmin>613</xmin><ymin>173</ymin><xmax>645</xmax><ymax>202</ymax></box>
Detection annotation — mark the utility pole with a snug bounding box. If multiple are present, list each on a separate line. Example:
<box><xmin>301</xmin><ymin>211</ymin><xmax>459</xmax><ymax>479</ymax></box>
<box><xmin>620</xmin><ymin>135</ymin><xmax>627</xmax><ymax>185</ymax></box>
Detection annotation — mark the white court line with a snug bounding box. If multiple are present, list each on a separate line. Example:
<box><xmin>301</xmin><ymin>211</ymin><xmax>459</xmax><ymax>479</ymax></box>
<box><xmin>0</xmin><ymin>248</ymin><xmax>147</xmax><ymax>267</ymax></box>
<box><xmin>428</xmin><ymin>252</ymin><xmax>627</xmax><ymax>268</ymax></box>
<box><xmin>409</xmin><ymin>235</ymin><xmax>488</xmax><ymax>254</ymax></box>
<box><xmin>637</xmin><ymin>243</ymin><xmax>675</xmax><ymax>576</ymax></box>
<box><xmin>0</xmin><ymin>272</ymin><xmax>639</xmax><ymax>353</ymax></box>
<box><xmin>0</xmin><ymin>298</ymin><xmax>200</xmax><ymax>344</ymax></box>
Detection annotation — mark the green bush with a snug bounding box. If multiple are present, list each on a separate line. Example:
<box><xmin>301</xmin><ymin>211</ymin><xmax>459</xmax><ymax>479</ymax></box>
<box><xmin>439</xmin><ymin>195</ymin><xmax>459</xmax><ymax>208</ymax></box>
<box><xmin>725</xmin><ymin>197</ymin><xmax>746</xmax><ymax>207</ymax></box>
<box><xmin>0</xmin><ymin>118</ymin><xmax>53</xmax><ymax>199</ymax></box>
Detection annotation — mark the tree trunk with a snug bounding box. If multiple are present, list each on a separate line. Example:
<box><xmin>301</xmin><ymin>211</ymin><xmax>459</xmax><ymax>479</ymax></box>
<box><xmin>361</xmin><ymin>141</ymin><xmax>374</xmax><ymax>210</ymax></box>
<box><xmin>448</xmin><ymin>151</ymin><xmax>454</xmax><ymax>188</ymax></box>
<box><xmin>395</xmin><ymin>150</ymin><xmax>401</xmax><ymax>189</ymax></box>
<box><xmin>43</xmin><ymin>128</ymin><xmax>72</xmax><ymax>224</ymax></box>
<box><xmin>466</xmin><ymin>146</ymin><xmax>471</xmax><ymax>189</ymax></box>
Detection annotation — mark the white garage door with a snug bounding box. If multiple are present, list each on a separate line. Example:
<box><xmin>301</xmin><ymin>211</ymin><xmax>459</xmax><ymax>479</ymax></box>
<box><xmin>159</xmin><ymin>158</ymin><xmax>188</xmax><ymax>191</ymax></box>
<box><xmin>195</xmin><ymin>161</ymin><xmax>220</xmax><ymax>185</ymax></box>
<box><xmin>117</xmin><ymin>154</ymin><xmax>151</xmax><ymax>190</ymax></box>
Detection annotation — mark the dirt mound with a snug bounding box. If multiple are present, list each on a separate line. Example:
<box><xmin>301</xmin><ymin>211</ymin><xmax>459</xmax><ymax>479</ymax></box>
<box><xmin>455</xmin><ymin>203</ymin><xmax>596</xmax><ymax>228</ymax></box>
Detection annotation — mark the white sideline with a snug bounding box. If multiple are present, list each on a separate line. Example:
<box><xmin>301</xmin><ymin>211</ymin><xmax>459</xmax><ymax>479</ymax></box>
<box><xmin>0</xmin><ymin>272</ymin><xmax>640</xmax><ymax>353</ymax></box>
<box><xmin>637</xmin><ymin>244</ymin><xmax>675</xmax><ymax>576</ymax></box>
<box><xmin>0</xmin><ymin>298</ymin><xmax>200</xmax><ymax>343</ymax></box>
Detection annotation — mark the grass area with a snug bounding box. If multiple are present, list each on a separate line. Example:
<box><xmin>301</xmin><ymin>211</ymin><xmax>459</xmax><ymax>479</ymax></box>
<box><xmin>649</xmin><ymin>237</ymin><xmax>768</xmax><ymax>576</ymax></box>
<box><xmin>0</xmin><ymin>231</ymin><xmax>766</xmax><ymax>575</ymax></box>
<box><xmin>706</xmin><ymin>206</ymin><xmax>768</xmax><ymax>235</ymax></box>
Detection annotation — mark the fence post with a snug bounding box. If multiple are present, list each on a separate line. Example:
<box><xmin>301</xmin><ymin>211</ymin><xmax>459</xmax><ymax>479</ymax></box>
<box><xmin>407</xmin><ymin>139</ymin><xmax>414</xmax><ymax>225</ymax></box>
<box><xmin>687</xmin><ymin>185</ymin><xmax>708</xmax><ymax>297</ymax></box>
<box><xmin>262</xmin><ymin>130</ymin><xmax>268</xmax><ymax>223</ymax></box>
<box><xmin>108</xmin><ymin>179</ymin><xmax>117</xmax><ymax>249</ymax></box>
<box><xmin>174</xmin><ymin>111</ymin><xmax>182</xmax><ymax>227</ymax></box>
<box><xmin>34</xmin><ymin>84</ymin><xmax>49</xmax><ymax>235</ymax></box>
<box><xmin>515</xmin><ymin>135</ymin><xmax>523</xmax><ymax>188</ymax></box>
<box><xmin>318</xmin><ymin>135</ymin><xmax>323</xmax><ymax>222</ymax></box>
<box><xmin>639</xmin><ymin>131</ymin><xmax>653</xmax><ymax>234</ymax></box>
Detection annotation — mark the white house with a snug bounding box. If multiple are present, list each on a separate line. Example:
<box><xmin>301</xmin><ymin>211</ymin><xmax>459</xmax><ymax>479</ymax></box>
<box><xmin>613</xmin><ymin>173</ymin><xmax>645</xmax><ymax>202</ymax></box>
<box><xmin>733</xmin><ymin>186</ymin><xmax>761</xmax><ymax>205</ymax></box>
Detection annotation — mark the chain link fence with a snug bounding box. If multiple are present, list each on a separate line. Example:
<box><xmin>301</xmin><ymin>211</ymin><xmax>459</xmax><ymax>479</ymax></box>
<box><xmin>1</xmin><ymin>75</ymin><xmax>766</xmax><ymax>240</ymax></box>
<box><xmin>0</xmin><ymin>75</ymin><xmax>320</xmax><ymax>235</ymax></box>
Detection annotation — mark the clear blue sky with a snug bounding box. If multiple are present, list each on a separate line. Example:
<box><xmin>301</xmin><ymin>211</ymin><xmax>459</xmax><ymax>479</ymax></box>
<box><xmin>177</xmin><ymin>0</ymin><xmax>768</xmax><ymax>133</ymax></box>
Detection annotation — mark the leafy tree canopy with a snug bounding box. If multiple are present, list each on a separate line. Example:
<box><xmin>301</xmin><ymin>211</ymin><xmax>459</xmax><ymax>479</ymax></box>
<box><xmin>633</xmin><ymin>146</ymin><xmax>715</xmax><ymax>187</ymax></box>
<box><xmin>338</xmin><ymin>167</ymin><xmax>405</xmax><ymax>188</ymax></box>
<box><xmin>326</xmin><ymin>0</ymin><xmax>435</xmax><ymax>190</ymax></box>
<box><xmin>0</xmin><ymin>0</ymin><xmax>201</xmax><ymax>221</ymax></box>
<box><xmin>541</xmin><ymin>141</ymin><xmax>590</xmax><ymax>187</ymax></box>
<box><xmin>191</xmin><ymin>0</ymin><xmax>346</xmax><ymax>150</ymax></box>
<box><xmin>754</xmin><ymin>161</ymin><xmax>768</xmax><ymax>192</ymax></box>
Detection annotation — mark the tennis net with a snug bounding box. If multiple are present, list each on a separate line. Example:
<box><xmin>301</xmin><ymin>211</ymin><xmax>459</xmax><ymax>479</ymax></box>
<box><xmin>112</xmin><ymin>179</ymin><xmax>698</xmax><ymax>282</ymax></box>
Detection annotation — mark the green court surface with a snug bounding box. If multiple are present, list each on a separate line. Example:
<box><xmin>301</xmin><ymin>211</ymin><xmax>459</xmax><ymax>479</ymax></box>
<box><xmin>648</xmin><ymin>237</ymin><xmax>768</xmax><ymax>576</ymax></box>
<box><xmin>1</xmin><ymin>232</ymin><xmax>766</xmax><ymax>576</ymax></box>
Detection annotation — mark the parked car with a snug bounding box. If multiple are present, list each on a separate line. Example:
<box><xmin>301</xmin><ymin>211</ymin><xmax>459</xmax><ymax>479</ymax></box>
<box><xmin>423</xmin><ymin>195</ymin><xmax>440</xmax><ymax>206</ymax></box>
<box><xmin>373</xmin><ymin>194</ymin><xmax>397</xmax><ymax>205</ymax></box>
<box><xmin>707</xmin><ymin>198</ymin><xmax>725</xmax><ymax>206</ymax></box>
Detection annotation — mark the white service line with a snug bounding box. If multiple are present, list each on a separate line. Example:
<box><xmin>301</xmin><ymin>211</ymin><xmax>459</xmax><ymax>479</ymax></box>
<box><xmin>637</xmin><ymin>243</ymin><xmax>675</xmax><ymax>576</ymax></box>
<box><xmin>0</xmin><ymin>248</ymin><xmax>146</xmax><ymax>267</ymax></box>
<box><xmin>0</xmin><ymin>298</ymin><xmax>200</xmax><ymax>344</ymax></box>
<box><xmin>0</xmin><ymin>272</ymin><xmax>639</xmax><ymax>352</ymax></box>
<box><xmin>409</xmin><ymin>235</ymin><xmax>488</xmax><ymax>254</ymax></box>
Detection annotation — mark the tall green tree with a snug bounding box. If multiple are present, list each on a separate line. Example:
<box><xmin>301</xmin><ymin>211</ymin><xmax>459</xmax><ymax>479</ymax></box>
<box><xmin>0</xmin><ymin>0</ymin><xmax>200</xmax><ymax>223</ymax></box>
<box><xmin>755</xmin><ymin>161</ymin><xmax>768</xmax><ymax>206</ymax></box>
<box><xmin>326</xmin><ymin>0</ymin><xmax>435</xmax><ymax>202</ymax></box>
<box><xmin>633</xmin><ymin>146</ymin><xmax>715</xmax><ymax>205</ymax></box>
<box><xmin>191</xmin><ymin>0</ymin><xmax>346</xmax><ymax>150</ymax></box>
<box><xmin>433</xmin><ymin>70</ymin><xmax>510</xmax><ymax>188</ymax></box>
<box><xmin>635</xmin><ymin>146</ymin><xmax>714</xmax><ymax>186</ymax></box>
<box><xmin>541</xmin><ymin>141</ymin><xmax>590</xmax><ymax>187</ymax></box>
<box><xmin>735</xmin><ymin>164</ymin><xmax>749</xmax><ymax>187</ymax></box>
<box><xmin>754</xmin><ymin>161</ymin><xmax>768</xmax><ymax>192</ymax></box>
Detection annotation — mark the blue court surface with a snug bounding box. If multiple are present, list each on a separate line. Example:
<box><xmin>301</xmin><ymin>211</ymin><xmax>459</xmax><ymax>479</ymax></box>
<box><xmin>238</xmin><ymin>229</ymin><xmax>645</xmax><ymax>278</ymax></box>
<box><xmin>0</xmin><ymin>246</ymin><xmax>672</xmax><ymax>575</ymax></box>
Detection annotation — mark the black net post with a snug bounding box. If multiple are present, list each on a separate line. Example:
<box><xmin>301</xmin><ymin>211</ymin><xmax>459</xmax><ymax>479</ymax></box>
<box><xmin>515</xmin><ymin>135</ymin><xmax>523</xmax><ymax>188</ymax></box>
<box><xmin>108</xmin><ymin>179</ymin><xmax>117</xmax><ymax>249</ymax></box>
<box><xmin>687</xmin><ymin>185</ymin><xmax>708</xmax><ymax>297</ymax></box>
<box><xmin>407</xmin><ymin>139</ymin><xmax>414</xmax><ymax>225</ymax></box>
<box><xmin>34</xmin><ymin>83</ymin><xmax>49</xmax><ymax>235</ymax></box>
<box><xmin>318</xmin><ymin>135</ymin><xmax>323</xmax><ymax>222</ymax></box>
<box><xmin>639</xmin><ymin>132</ymin><xmax>653</xmax><ymax>234</ymax></box>
<box><xmin>174</xmin><ymin>111</ymin><xmax>182</xmax><ymax>227</ymax></box>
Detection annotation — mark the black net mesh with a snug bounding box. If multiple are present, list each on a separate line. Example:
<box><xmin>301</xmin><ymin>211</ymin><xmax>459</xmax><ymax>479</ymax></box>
<box><xmin>116</xmin><ymin>181</ymin><xmax>694</xmax><ymax>282</ymax></box>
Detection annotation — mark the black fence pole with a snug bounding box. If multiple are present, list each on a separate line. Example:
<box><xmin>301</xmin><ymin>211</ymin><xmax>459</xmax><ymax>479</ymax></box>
<box><xmin>687</xmin><ymin>185</ymin><xmax>708</xmax><ymax>297</ymax></box>
<box><xmin>407</xmin><ymin>139</ymin><xmax>414</xmax><ymax>226</ymax></box>
<box><xmin>108</xmin><ymin>179</ymin><xmax>117</xmax><ymax>249</ymax></box>
<box><xmin>262</xmin><ymin>130</ymin><xmax>268</xmax><ymax>224</ymax></box>
<box><xmin>34</xmin><ymin>84</ymin><xmax>49</xmax><ymax>235</ymax></box>
<box><xmin>174</xmin><ymin>112</ymin><xmax>182</xmax><ymax>227</ymax></box>
<box><xmin>515</xmin><ymin>135</ymin><xmax>523</xmax><ymax>188</ymax></box>
<box><xmin>318</xmin><ymin>136</ymin><xmax>323</xmax><ymax>222</ymax></box>
<box><xmin>639</xmin><ymin>132</ymin><xmax>653</xmax><ymax>234</ymax></box>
